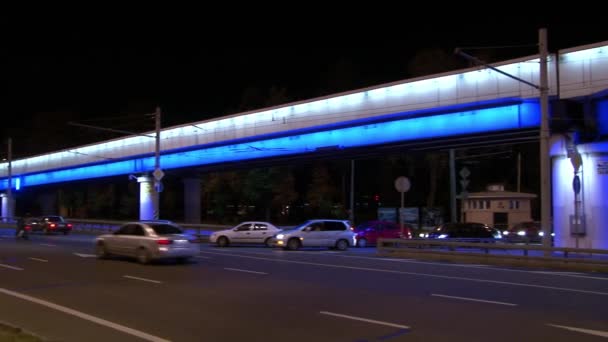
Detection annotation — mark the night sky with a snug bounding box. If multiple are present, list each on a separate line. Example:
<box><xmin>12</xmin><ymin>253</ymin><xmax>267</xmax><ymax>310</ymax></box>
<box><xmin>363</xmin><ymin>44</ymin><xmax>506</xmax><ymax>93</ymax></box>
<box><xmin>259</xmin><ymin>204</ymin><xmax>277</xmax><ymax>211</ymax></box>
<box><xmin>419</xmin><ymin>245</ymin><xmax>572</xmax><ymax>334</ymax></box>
<box><xmin>2</xmin><ymin>12</ymin><xmax>607</xmax><ymax>158</ymax></box>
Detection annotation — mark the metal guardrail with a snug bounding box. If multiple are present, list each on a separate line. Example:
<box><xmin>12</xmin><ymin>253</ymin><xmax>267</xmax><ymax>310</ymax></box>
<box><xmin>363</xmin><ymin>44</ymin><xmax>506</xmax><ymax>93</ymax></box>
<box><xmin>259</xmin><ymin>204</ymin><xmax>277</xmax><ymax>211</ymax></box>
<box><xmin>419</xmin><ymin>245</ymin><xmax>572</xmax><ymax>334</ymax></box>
<box><xmin>377</xmin><ymin>238</ymin><xmax>608</xmax><ymax>272</ymax></box>
<box><xmin>61</xmin><ymin>218</ymin><xmax>234</xmax><ymax>236</ymax></box>
<box><xmin>0</xmin><ymin>217</ymin><xmax>233</xmax><ymax>236</ymax></box>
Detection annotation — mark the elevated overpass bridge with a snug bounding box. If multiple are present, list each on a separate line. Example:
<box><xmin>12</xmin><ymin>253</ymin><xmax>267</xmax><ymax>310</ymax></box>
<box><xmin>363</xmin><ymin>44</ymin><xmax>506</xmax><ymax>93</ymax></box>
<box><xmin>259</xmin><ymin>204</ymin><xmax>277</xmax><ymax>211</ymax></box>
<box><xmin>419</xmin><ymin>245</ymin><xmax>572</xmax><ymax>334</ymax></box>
<box><xmin>2</xmin><ymin>41</ymin><xmax>607</xmax><ymax>249</ymax></box>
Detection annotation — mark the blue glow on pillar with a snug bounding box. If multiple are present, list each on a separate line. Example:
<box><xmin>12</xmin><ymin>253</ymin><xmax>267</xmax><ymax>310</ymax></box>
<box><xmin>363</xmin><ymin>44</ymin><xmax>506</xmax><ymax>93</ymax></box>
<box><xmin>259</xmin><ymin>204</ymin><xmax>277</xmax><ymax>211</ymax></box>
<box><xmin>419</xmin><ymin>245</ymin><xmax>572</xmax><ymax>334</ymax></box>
<box><xmin>0</xmin><ymin>101</ymin><xmax>540</xmax><ymax>189</ymax></box>
<box><xmin>138</xmin><ymin>176</ymin><xmax>155</xmax><ymax>220</ymax></box>
<box><xmin>598</xmin><ymin>99</ymin><xmax>608</xmax><ymax>135</ymax></box>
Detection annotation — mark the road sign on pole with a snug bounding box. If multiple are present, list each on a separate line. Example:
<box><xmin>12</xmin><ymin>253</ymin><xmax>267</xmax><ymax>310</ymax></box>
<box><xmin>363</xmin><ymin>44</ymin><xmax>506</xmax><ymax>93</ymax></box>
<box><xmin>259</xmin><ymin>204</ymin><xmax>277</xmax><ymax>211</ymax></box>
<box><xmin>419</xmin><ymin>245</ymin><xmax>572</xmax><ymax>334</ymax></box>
<box><xmin>394</xmin><ymin>176</ymin><xmax>411</xmax><ymax>237</ymax></box>
<box><xmin>153</xmin><ymin>168</ymin><xmax>164</xmax><ymax>181</ymax></box>
<box><xmin>154</xmin><ymin>180</ymin><xmax>164</xmax><ymax>193</ymax></box>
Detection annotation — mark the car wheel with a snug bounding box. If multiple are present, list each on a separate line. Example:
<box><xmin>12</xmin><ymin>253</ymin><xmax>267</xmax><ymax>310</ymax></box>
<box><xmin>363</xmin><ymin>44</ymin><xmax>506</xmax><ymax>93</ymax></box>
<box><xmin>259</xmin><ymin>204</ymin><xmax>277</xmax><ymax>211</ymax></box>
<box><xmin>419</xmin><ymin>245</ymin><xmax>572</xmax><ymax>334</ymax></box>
<box><xmin>287</xmin><ymin>238</ymin><xmax>301</xmax><ymax>251</ymax></box>
<box><xmin>43</xmin><ymin>228</ymin><xmax>49</xmax><ymax>235</ymax></box>
<box><xmin>217</xmin><ymin>236</ymin><xmax>229</xmax><ymax>247</ymax></box>
<box><xmin>96</xmin><ymin>243</ymin><xmax>109</xmax><ymax>259</ymax></box>
<box><xmin>356</xmin><ymin>238</ymin><xmax>367</xmax><ymax>248</ymax></box>
<box><xmin>176</xmin><ymin>257</ymin><xmax>190</xmax><ymax>264</ymax></box>
<box><xmin>335</xmin><ymin>239</ymin><xmax>349</xmax><ymax>251</ymax></box>
<box><xmin>264</xmin><ymin>237</ymin><xmax>273</xmax><ymax>247</ymax></box>
<box><xmin>136</xmin><ymin>248</ymin><xmax>150</xmax><ymax>264</ymax></box>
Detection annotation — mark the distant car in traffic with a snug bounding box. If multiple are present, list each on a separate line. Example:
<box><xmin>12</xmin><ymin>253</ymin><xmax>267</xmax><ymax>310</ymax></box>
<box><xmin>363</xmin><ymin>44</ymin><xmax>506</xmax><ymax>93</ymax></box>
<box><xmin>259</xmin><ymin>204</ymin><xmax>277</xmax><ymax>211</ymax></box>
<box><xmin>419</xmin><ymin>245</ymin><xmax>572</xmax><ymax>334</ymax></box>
<box><xmin>354</xmin><ymin>220</ymin><xmax>413</xmax><ymax>247</ymax></box>
<box><xmin>29</xmin><ymin>215</ymin><xmax>73</xmax><ymax>235</ymax></box>
<box><xmin>427</xmin><ymin>222</ymin><xmax>502</xmax><ymax>240</ymax></box>
<box><xmin>272</xmin><ymin>219</ymin><xmax>356</xmax><ymax>251</ymax></box>
<box><xmin>503</xmin><ymin>221</ymin><xmax>552</xmax><ymax>243</ymax></box>
<box><xmin>95</xmin><ymin>221</ymin><xmax>199</xmax><ymax>264</ymax></box>
<box><xmin>209</xmin><ymin>221</ymin><xmax>281</xmax><ymax>247</ymax></box>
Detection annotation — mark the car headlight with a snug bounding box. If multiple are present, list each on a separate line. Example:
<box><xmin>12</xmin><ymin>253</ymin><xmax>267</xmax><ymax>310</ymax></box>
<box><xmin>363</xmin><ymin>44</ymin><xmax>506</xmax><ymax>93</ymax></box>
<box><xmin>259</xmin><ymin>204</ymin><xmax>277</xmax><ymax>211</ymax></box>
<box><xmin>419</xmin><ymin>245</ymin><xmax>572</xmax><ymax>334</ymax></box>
<box><xmin>539</xmin><ymin>232</ymin><xmax>544</xmax><ymax>237</ymax></box>
<box><xmin>276</xmin><ymin>234</ymin><xmax>285</xmax><ymax>239</ymax></box>
<box><xmin>503</xmin><ymin>230</ymin><xmax>509</xmax><ymax>235</ymax></box>
<box><xmin>517</xmin><ymin>231</ymin><xmax>526</xmax><ymax>236</ymax></box>
<box><xmin>438</xmin><ymin>234</ymin><xmax>448</xmax><ymax>239</ymax></box>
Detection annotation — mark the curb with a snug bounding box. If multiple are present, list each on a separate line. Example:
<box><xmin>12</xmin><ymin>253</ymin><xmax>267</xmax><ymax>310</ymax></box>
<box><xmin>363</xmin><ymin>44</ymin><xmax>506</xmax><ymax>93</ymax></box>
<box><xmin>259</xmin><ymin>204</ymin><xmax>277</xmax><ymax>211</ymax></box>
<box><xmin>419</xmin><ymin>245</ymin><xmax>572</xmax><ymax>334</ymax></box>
<box><xmin>0</xmin><ymin>319</ymin><xmax>54</xmax><ymax>342</ymax></box>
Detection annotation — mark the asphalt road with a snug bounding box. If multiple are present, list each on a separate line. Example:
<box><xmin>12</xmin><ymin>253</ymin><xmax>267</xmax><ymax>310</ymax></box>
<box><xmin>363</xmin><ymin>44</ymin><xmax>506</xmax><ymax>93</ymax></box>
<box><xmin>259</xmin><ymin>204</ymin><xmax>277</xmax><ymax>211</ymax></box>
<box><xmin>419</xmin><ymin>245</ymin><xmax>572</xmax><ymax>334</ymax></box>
<box><xmin>1</xmin><ymin>229</ymin><xmax>607</xmax><ymax>342</ymax></box>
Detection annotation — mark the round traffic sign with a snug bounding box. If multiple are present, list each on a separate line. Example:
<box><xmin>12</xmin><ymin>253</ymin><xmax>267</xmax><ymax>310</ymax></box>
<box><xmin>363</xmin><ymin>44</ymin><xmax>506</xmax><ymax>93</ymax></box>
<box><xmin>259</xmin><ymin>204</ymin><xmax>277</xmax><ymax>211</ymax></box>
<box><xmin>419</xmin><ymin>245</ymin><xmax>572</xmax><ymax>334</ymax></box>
<box><xmin>394</xmin><ymin>176</ymin><xmax>411</xmax><ymax>193</ymax></box>
<box><xmin>573</xmin><ymin>175</ymin><xmax>581</xmax><ymax>195</ymax></box>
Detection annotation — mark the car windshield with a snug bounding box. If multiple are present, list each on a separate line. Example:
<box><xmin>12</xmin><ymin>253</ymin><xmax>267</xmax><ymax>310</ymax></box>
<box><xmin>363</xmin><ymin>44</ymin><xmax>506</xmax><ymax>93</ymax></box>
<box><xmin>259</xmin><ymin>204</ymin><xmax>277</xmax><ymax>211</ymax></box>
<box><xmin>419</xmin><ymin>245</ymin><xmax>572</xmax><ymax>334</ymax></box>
<box><xmin>149</xmin><ymin>224</ymin><xmax>183</xmax><ymax>235</ymax></box>
<box><xmin>45</xmin><ymin>216</ymin><xmax>64</xmax><ymax>222</ymax></box>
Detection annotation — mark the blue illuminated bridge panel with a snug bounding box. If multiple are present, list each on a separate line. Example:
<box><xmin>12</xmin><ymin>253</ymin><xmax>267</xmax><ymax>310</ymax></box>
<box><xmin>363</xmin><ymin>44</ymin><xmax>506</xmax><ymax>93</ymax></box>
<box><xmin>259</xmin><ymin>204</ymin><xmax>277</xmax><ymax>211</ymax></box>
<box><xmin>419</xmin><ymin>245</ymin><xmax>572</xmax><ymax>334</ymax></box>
<box><xmin>0</xmin><ymin>101</ymin><xmax>540</xmax><ymax>190</ymax></box>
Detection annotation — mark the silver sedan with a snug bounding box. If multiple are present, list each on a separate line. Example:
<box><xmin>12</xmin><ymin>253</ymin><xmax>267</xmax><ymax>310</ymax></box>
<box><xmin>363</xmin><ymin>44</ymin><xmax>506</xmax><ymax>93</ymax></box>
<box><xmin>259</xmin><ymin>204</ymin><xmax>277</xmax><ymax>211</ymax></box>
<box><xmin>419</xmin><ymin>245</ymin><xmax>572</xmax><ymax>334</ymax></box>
<box><xmin>95</xmin><ymin>221</ymin><xmax>199</xmax><ymax>264</ymax></box>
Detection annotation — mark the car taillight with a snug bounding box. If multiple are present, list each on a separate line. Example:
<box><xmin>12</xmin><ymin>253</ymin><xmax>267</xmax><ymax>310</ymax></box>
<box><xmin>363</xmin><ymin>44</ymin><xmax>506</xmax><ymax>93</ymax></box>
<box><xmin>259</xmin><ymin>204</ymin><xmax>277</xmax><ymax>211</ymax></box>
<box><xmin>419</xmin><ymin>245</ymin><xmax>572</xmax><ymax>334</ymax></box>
<box><xmin>67</xmin><ymin>223</ymin><xmax>73</xmax><ymax>229</ymax></box>
<box><xmin>25</xmin><ymin>225</ymin><xmax>31</xmax><ymax>231</ymax></box>
<box><xmin>157</xmin><ymin>239</ymin><xmax>172</xmax><ymax>245</ymax></box>
<box><xmin>50</xmin><ymin>223</ymin><xmax>56</xmax><ymax>229</ymax></box>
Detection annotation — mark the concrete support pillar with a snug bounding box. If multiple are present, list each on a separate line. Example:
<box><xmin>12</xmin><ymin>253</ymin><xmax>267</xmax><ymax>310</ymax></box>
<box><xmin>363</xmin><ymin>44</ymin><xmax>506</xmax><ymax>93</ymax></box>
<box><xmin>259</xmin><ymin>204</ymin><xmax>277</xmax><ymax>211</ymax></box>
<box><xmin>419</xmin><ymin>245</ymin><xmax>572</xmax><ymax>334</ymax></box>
<box><xmin>138</xmin><ymin>176</ymin><xmax>157</xmax><ymax>220</ymax></box>
<box><xmin>183</xmin><ymin>178</ymin><xmax>201</xmax><ymax>223</ymax></box>
<box><xmin>551</xmin><ymin>137</ymin><xmax>608</xmax><ymax>249</ymax></box>
<box><xmin>0</xmin><ymin>193</ymin><xmax>15</xmax><ymax>222</ymax></box>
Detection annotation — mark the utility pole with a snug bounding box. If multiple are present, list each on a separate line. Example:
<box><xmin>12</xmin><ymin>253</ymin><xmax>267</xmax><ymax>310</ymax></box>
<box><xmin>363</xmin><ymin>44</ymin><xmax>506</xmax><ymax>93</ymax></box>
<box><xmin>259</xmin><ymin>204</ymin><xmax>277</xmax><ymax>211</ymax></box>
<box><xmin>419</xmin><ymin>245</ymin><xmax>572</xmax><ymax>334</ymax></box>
<box><xmin>449</xmin><ymin>149</ymin><xmax>457</xmax><ymax>222</ymax></box>
<box><xmin>153</xmin><ymin>106</ymin><xmax>162</xmax><ymax>220</ymax></box>
<box><xmin>539</xmin><ymin>28</ymin><xmax>552</xmax><ymax>254</ymax></box>
<box><xmin>455</xmin><ymin>29</ymin><xmax>552</xmax><ymax>252</ymax></box>
<box><xmin>7</xmin><ymin>138</ymin><xmax>12</xmax><ymax>220</ymax></box>
<box><xmin>349</xmin><ymin>160</ymin><xmax>355</xmax><ymax>223</ymax></box>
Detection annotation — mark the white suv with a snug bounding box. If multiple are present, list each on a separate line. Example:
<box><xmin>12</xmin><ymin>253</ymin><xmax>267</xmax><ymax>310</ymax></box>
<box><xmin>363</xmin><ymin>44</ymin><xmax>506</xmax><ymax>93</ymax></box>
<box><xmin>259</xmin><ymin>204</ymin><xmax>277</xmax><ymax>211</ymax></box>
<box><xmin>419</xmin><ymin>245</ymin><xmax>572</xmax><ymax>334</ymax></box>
<box><xmin>272</xmin><ymin>219</ymin><xmax>356</xmax><ymax>251</ymax></box>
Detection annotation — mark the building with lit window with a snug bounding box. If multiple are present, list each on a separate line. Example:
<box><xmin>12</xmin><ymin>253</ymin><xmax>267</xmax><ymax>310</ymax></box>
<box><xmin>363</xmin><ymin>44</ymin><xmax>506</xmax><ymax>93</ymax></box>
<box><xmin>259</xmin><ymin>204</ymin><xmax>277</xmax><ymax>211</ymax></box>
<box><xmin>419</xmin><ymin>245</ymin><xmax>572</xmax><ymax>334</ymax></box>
<box><xmin>459</xmin><ymin>184</ymin><xmax>536</xmax><ymax>230</ymax></box>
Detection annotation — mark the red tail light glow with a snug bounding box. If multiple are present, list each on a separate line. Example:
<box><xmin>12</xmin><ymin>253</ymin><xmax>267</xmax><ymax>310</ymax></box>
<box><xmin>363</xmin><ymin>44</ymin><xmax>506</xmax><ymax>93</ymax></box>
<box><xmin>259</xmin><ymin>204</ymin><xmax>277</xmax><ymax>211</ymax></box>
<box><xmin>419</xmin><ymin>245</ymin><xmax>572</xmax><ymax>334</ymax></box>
<box><xmin>67</xmin><ymin>223</ymin><xmax>73</xmax><ymax>229</ymax></box>
<box><xmin>157</xmin><ymin>239</ymin><xmax>172</xmax><ymax>245</ymax></box>
<box><xmin>49</xmin><ymin>223</ymin><xmax>56</xmax><ymax>229</ymax></box>
<box><xmin>25</xmin><ymin>225</ymin><xmax>31</xmax><ymax>231</ymax></box>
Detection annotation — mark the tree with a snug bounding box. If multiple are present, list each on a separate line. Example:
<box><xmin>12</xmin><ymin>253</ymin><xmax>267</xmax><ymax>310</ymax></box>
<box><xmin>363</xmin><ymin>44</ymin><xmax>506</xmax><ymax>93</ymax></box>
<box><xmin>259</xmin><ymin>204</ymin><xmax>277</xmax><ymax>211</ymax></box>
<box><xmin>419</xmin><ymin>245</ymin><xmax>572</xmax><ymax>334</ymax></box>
<box><xmin>306</xmin><ymin>163</ymin><xmax>338</xmax><ymax>217</ymax></box>
<box><xmin>272</xmin><ymin>168</ymin><xmax>298</xmax><ymax>223</ymax></box>
<box><xmin>407</xmin><ymin>48</ymin><xmax>462</xmax><ymax>77</ymax></box>
<box><xmin>202</xmin><ymin>171</ymin><xmax>242</xmax><ymax>223</ymax></box>
<box><xmin>243</xmin><ymin>168</ymin><xmax>274</xmax><ymax>221</ymax></box>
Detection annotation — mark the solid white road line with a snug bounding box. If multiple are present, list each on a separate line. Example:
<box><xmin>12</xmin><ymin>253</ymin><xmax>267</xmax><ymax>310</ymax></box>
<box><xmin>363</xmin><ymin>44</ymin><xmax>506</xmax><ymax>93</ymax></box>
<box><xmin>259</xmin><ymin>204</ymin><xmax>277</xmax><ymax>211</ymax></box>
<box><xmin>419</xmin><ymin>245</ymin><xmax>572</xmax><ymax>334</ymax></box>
<box><xmin>0</xmin><ymin>263</ymin><xmax>23</xmax><ymax>271</ymax></box>
<box><xmin>74</xmin><ymin>253</ymin><xmax>97</xmax><ymax>258</ymax></box>
<box><xmin>0</xmin><ymin>287</ymin><xmax>170</xmax><ymax>342</ymax></box>
<box><xmin>28</xmin><ymin>257</ymin><xmax>48</xmax><ymax>263</ymax></box>
<box><xmin>123</xmin><ymin>275</ymin><xmax>163</xmax><ymax>284</ymax></box>
<box><xmin>224</xmin><ymin>268</ymin><xmax>268</xmax><ymax>275</ymax></box>
<box><xmin>547</xmin><ymin>323</ymin><xmax>608</xmax><ymax>338</ymax></box>
<box><xmin>200</xmin><ymin>251</ymin><xmax>608</xmax><ymax>296</ymax></box>
<box><xmin>39</xmin><ymin>243</ymin><xmax>56</xmax><ymax>247</ymax></box>
<box><xmin>531</xmin><ymin>271</ymin><xmax>608</xmax><ymax>280</ymax></box>
<box><xmin>320</xmin><ymin>311</ymin><xmax>410</xmax><ymax>329</ymax></box>
<box><xmin>230</xmin><ymin>250</ymin><xmax>606</xmax><ymax>279</ymax></box>
<box><xmin>431</xmin><ymin>293</ymin><xmax>517</xmax><ymax>306</ymax></box>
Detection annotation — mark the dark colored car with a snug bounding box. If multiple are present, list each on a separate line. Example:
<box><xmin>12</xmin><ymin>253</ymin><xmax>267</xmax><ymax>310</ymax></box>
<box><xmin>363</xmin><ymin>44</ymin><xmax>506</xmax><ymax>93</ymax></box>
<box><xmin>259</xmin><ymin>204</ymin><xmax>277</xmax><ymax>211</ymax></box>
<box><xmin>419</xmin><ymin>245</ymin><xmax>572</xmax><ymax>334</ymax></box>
<box><xmin>427</xmin><ymin>222</ymin><xmax>502</xmax><ymax>240</ymax></box>
<box><xmin>29</xmin><ymin>215</ymin><xmax>73</xmax><ymax>235</ymax></box>
<box><xmin>354</xmin><ymin>220</ymin><xmax>413</xmax><ymax>247</ymax></box>
<box><xmin>503</xmin><ymin>221</ymin><xmax>549</xmax><ymax>243</ymax></box>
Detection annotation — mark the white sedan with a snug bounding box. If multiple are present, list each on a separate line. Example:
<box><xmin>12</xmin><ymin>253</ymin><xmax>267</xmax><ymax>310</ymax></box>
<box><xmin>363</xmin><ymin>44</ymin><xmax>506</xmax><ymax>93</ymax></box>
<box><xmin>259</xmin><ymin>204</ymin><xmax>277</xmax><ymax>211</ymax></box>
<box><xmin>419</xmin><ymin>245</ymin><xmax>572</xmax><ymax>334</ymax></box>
<box><xmin>95</xmin><ymin>221</ymin><xmax>199</xmax><ymax>264</ymax></box>
<box><xmin>209</xmin><ymin>221</ymin><xmax>281</xmax><ymax>247</ymax></box>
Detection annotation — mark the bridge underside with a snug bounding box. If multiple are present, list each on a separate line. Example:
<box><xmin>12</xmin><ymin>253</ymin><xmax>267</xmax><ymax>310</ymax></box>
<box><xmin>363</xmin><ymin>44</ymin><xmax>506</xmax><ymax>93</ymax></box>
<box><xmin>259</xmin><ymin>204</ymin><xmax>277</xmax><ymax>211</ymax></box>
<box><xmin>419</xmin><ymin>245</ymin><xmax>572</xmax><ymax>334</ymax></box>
<box><xmin>4</xmin><ymin>100</ymin><xmax>541</xmax><ymax>189</ymax></box>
